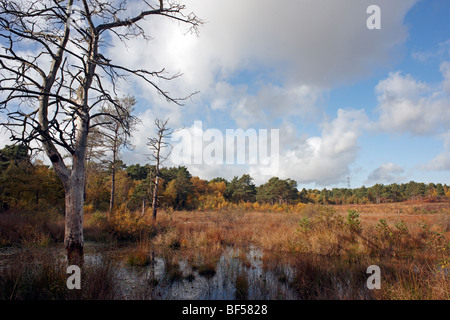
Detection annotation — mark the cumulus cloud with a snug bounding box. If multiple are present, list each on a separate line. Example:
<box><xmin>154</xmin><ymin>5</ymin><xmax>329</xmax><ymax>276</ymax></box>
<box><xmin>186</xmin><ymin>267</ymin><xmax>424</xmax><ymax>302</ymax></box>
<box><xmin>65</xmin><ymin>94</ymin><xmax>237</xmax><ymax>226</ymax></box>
<box><xmin>375</xmin><ymin>67</ymin><xmax>450</xmax><ymax>135</ymax></box>
<box><xmin>250</xmin><ymin>108</ymin><xmax>369</xmax><ymax>186</ymax></box>
<box><xmin>441</xmin><ymin>61</ymin><xmax>450</xmax><ymax>93</ymax></box>
<box><xmin>366</xmin><ymin>162</ymin><xmax>406</xmax><ymax>185</ymax></box>
<box><xmin>0</xmin><ymin>0</ymin><xmax>424</xmax><ymax>188</ymax></box>
<box><xmin>204</xmin><ymin>82</ymin><xmax>322</xmax><ymax>128</ymax></box>
<box><xmin>121</xmin><ymin>108</ymin><xmax>369</xmax><ymax>186</ymax></box>
<box><xmin>183</xmin><ymin>0</ymin><xmax>416</xmax><ymax>87</ymax></box>
<box><xmin>411</xmin><ymin>39</ymin><xmax>450</xmax><ymax>63</ymax></box>
<box><xmin>423</xmin><ymin>130</ymin><xmax>450</xmax><ymax>171</ymax></box>
<box><xmin>372</xmin><ymin>62</ymin><xmax>450</xmax><ymax>176</ymax></box>
<box><xmin>106</xmin><ymin>0</ymin><xmax>418</xmax><ymax>119</ymax></box>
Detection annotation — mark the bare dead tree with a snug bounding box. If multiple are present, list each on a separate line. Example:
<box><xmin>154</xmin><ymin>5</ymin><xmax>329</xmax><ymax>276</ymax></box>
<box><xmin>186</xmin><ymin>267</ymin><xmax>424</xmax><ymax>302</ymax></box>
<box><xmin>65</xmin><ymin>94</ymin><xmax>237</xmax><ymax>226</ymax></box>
<box><xmin>84</xmin><ymin>124</ymin><xmax>105</xmax><ymax>203</ymax></box>
<box><xmin>0</xmin><ymin>0</ymin><xmax>201</xmax><ymax>265</ymax></box>
<box><xmin>93</xmin><ymin>95</ymin><xmax>139</xmax><ymax>217</ymax></box>
<box><xmin>147</xmin><ymin>118</ymin><xmax>172</xmax><ymax>224</ymax></box>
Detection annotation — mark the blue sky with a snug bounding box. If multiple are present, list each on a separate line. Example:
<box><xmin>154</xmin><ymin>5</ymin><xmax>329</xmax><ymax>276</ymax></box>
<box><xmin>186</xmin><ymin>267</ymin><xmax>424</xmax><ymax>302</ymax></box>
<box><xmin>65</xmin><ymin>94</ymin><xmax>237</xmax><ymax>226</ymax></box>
<box><xmin>320</xmin><ymin>0</ymin><xmax>450</xmax><ymax>188</ymax></box>
<box><xmin>1</xmin><ymin>0</ymin><xmax>449</xmax><ymax>189</ymax></box>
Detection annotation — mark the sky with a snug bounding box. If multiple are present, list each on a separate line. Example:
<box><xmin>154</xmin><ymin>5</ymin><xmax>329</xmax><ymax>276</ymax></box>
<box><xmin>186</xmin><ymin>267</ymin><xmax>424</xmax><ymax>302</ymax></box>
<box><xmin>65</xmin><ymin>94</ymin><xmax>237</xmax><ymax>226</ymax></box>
<box><xmin>1</xmin><ymin>0</ymin><xmax>450</xmax><ymax>189</ymax></box>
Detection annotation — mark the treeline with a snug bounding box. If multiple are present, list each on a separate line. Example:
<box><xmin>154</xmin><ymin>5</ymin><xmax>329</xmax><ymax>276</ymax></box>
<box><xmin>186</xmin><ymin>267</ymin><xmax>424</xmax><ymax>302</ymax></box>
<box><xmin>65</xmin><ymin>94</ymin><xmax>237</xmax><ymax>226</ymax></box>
<box><xmin>1</xmin><ymin>144</ymin><xmax>449</xmax><ymax>214</ymax></box>
<box><xmin>0</xmin><ymin>145</ymin><xmax>64</xmax><ymax>213</ymax></box>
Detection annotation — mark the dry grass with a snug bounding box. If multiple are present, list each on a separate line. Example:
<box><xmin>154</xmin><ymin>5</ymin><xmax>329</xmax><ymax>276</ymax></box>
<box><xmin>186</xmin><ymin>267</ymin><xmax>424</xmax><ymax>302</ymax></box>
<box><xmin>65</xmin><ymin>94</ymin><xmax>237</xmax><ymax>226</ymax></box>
<box><xmin>0</xmin><ymin>211</ymin><xmax>64</xmax><ymax>247</ymax></box>
<box><xmin>0</xmin><ymin>249</ymin><xmax>119</xmax><ymax>300</ymax></box>
<box><xmin>1</xmin><ymin>202</ymin><xmax>448</xmax><ymax>300</ymax></box>
<box><xmin>150</xmin><ymin>203</ymin><xmax>450</xmax><ymax>256</ymax></box>
<box><xmin>150</xmin><ymin>202</ymin><xmax>449</xmax><ymax>299</ymax></box>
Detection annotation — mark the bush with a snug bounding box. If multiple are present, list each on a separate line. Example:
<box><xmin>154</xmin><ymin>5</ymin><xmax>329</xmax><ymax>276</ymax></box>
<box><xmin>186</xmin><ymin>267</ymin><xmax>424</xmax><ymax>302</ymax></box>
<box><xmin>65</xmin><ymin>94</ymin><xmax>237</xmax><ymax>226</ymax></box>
<box><xmin>108</xmin><ymin>209</ymin><xmax>153</xmax><ymax>241</ymax></box>
<box><xmin>127</xmin><ymin>250</ymin><xmax>152</xmax><ymax>267</ymax></box>
<box><xmin>298</xmin><ymin>217</ymin><xmax>311</xmax><ymax>232</ymax></box>
<box><xmin>346</xmin><ymin>209</ymin><xmax>362</xmax><ymax>235</ymax></box>
<box><xmin>376</xmin><ymin>219</ymin><xmax>392</xmax><ymax>239</ymax></box>
<box><xmin>0</xmin><ymin>211</ymin><xmax>64</xmax><ymax>247</ymax></box>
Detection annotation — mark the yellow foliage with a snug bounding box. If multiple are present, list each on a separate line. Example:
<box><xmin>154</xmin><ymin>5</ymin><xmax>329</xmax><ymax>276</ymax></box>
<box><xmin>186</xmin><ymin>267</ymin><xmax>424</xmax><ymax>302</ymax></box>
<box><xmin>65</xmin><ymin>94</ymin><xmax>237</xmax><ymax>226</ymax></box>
<box><xmin>108</xmin><ymin>207</ymin><xmax>152</xmax><ymax>240</ymax></box>
<box><xmin>84</xmin><ymin>203</ymin><xmax>95</xmax><ymax>214</ymax></box>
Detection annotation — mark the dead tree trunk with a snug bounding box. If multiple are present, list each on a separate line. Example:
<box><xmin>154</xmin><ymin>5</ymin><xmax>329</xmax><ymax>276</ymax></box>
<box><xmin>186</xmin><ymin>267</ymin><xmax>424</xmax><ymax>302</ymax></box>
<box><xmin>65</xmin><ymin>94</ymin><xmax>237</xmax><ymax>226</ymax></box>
<box><xmin>64</xmin><ymin>168</ymin><xmax>85</xmax><ymax>266</ymax></box>
<box><xmin>152</xmin><ymin>168</ymin><xmax>160</xmax><ymax>224</ymax></box>
<box><xmin>109</xmin><ymin>124</ymin><xmax>119</xmax><ymax>216</ymax></box>
<box><xmin>0</xmin><ymin>0</ymin><xmax>201</xmax><ymax>266</ymax></box>
<box><xmin>148</xmin><ymin>119</ymin><xmax>172</xmax><ymax>225</ymax></box>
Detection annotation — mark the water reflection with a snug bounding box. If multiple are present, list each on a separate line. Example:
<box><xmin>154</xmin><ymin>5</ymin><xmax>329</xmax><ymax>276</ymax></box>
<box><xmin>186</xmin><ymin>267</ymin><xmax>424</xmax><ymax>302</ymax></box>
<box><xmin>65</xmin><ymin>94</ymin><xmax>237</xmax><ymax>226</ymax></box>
<box><xmin>113</xmin><ymin>245</ymin><xmax>298</xmax><ymax>300</ymax></box>
<box><xmin>0</xmin><ymin>243</ymin><xmax>373</xmax><ymax>300</ymax></box>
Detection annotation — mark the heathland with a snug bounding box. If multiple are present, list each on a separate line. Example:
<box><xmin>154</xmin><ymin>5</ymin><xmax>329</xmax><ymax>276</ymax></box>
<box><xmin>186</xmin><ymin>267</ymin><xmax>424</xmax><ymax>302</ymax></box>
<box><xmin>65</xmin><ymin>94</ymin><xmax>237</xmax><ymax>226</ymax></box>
<box><xmin>0</xmin><ymin>144</ymin><xmax>449</xmax><ymax>299</ymax></box>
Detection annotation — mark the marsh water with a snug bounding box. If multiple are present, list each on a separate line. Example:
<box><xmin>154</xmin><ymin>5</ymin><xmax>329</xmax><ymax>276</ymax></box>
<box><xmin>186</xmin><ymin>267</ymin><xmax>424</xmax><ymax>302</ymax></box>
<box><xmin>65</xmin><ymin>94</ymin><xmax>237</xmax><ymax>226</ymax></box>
<box><xmin>102</xmin><ymin>245</ymin><xmax>298</xmax><ymax>300</ymax></box>
<box><xmin>0</xmin><ymin>242</ymin><xmax>373</xmax><ymax>300</ymax></box>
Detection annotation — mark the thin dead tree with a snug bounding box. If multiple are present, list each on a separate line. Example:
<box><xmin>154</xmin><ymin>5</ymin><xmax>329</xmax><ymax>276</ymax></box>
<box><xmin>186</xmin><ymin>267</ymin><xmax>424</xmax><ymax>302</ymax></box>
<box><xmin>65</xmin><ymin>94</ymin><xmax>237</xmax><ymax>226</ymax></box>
<box><xmin>0</xmin><ymin>0</ymin><xmax>201</xmax><ymax>265</ymax></box>
<box><xmin>147</xmin><ymin>118</ymin><xmax>172</xmax><ymax>224</ymax></box>
<box><xmin>93</xmin><ymin>95</ymin><xmax>139</xmax><ymax>217</ymax></box>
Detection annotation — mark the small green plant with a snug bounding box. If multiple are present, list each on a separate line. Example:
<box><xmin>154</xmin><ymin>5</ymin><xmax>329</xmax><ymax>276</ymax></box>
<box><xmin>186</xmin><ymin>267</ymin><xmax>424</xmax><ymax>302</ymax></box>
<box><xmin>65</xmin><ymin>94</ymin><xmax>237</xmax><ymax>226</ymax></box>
<box><xmin>394</xmin><ymin>221</ymin><xmax>409</xmax><ymax>237</ymax></box>
<box><xmin>298</xmin><ymin>217</ymin><xmax>311</xmax><ymax>232</ymax></box>
<box><xmin>346</xmin><ymin>209</ymin><xmax>362</xmax><ymax>235</ymax></box>
<box><xmin>314</xmin><ymin>206</ymin><xmax>344</xmax><ymax>230</ymax></box>
<box><xmin>425</xmin><ymin>229</ymin><xmax>450</xmax><ymax>273</ymax></box>
<box><xmin>376</xmin><ymin>219</ymin><xmax>392</xmax><ymax>239</ymax></box>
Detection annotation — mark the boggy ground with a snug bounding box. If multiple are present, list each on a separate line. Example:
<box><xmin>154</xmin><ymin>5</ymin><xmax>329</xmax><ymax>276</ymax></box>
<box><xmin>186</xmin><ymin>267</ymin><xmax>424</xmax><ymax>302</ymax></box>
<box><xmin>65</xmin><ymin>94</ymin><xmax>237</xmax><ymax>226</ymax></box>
<box><xmin>0</xmin><ymin>202</ymin><xmax>449</xmax><ymax>299</ymax></box>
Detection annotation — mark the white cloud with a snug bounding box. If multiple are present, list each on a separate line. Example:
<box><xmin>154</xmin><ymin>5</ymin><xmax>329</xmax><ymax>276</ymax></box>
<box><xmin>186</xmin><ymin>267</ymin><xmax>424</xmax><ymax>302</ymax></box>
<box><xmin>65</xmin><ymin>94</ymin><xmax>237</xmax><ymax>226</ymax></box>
<box><xmin>375</xmin><ymin>68</ymin><xmax>450</xmax><ymax>135</ymax></box>
<box><xmin>412</xmin><ymin>39</ymin><xmax>450</xmax><ymax>63</ymax></box>
<box><xmin>0</xmin><ymin>127</ymin><xmax>12</xmax><ymax>148</ymax></box>
<box><xmin>366</xmin><ymin>162</ymin><xmax>405</xmax><ymax>185</ymax></box>
<box><xmin>123</xmin><ymin>109</ymin><xmax>370</xmax><ymax>187</ymax></box>
<box><xmin>441</xmin><ymin>61</ymin><xmax>450</xmax><ymax>93</ymax></box>
<box><xmin>426</xmin><ymin>152</ymin><xmax>450</xmax><ymax>171</ymax></box>
<box><xmin>423</xmin><ymin>130</ymin><xmax>450</xmax><ymax>171</ymax></box>
<box><xmin>183</xmin><ymin>0</ymin><xmax>416</xmax><ymax>87</ymax></box>
<box><xmin>0</xmin><ymin>0</ymin><xmax>425</xmax><ymax>188</ymax></box>
<box><xmin>102</xmin><ymin>0</ymin><xmax>420</xmax><ymax>182</ymax></box>
<box><xmin>105</xmin><ymin>0</ymin><xmax>418</xmax><ymax>122</ymax></box>
<box><xmin>251</xmin><ymin>108</ymin><xmax>369</xmax><ymax>186</ymax></box>
<box><xmin>206</xmin><ymin>82</ymin><xmax>323</xmax><ymax>128</ymax></box>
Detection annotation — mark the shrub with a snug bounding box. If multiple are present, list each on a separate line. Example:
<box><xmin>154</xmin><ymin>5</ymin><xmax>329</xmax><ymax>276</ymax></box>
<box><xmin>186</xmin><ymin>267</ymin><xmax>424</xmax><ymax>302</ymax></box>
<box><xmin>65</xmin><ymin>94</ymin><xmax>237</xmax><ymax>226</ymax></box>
<box><xmin>108</xmin><ymin>209</ymin><xmax>152</xmax><ymax>241</ymax></box>
<box><xmin>346</xmin><ymin>209</ymin><xmax>362</xmax><ymax>235</ymax></box>
<box><xmin>298</xmin><ymin>217</ymin><xmax>311</xmax><ymax>233</ymax></box>
<box><xmin>376</xmin><ymin>219</ymin><xmax>392</xmax><ymax>239</ymax></box>
<box><xmin>312</xmin><ymin>206</ymin><xmax>344</xmax><ymax>230</ymax></box>
<box><xmin>127</xmin><ymin>250</ymin><xmax>152</xmax><ymax>267</ymax></box>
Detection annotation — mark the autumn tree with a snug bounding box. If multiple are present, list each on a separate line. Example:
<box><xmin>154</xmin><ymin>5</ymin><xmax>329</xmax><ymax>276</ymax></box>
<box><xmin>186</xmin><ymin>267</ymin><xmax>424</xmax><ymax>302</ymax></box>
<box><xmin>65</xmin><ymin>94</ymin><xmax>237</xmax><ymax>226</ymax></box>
<box><xmin>225</xmin><ymin>174</ymin><xmax>257</xmax><ymax>203</ymax></box>
<box><xmin>256</xmin><ymin>177</ymin><xmax>298</xmax><ymax>205</ymax></box>
<box><xmin>172</xmin><ymin>166</ymin><xmax>193</xmax><ymax>209</ymax></box>
<box><xmin>0</xmin><ymin>0</ymin><xmax>201</xmax><ymax>265</ymax></box>
<box><xmin>127</xmin><ymin>163</ymin><xmax>151</xmax><ymax>181</ymax></box>
<box><xmin>0</xmin><ymin>145</ymin><xmax>31</xmax><ymax>211</ymax></box>
<box><xmin>436</xmin><ymin>183</ymin><xmax>445</xmax><ymax>197</ymax></box>
<box><xmin>0</xmin><ymin>145</ymin><xmax>64</xmax><ymax>212</ymax></box>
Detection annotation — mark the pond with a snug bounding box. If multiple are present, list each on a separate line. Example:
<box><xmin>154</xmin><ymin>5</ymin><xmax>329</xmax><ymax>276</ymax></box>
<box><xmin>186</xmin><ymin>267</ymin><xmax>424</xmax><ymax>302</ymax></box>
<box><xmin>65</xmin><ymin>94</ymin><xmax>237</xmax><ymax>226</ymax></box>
<box><xmin>100</xmin><ymin>245</ymin><xmax>299</xmax><ymax>300</ymax></box>
<box><xmin>0</xmin><ymin>243</ymin><xmax>374</xmax><ymax>300</ymax></box>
